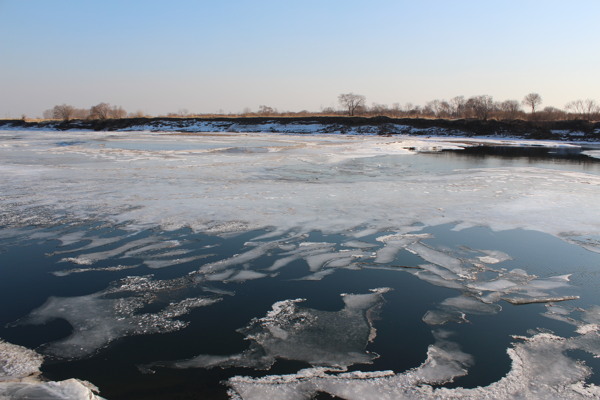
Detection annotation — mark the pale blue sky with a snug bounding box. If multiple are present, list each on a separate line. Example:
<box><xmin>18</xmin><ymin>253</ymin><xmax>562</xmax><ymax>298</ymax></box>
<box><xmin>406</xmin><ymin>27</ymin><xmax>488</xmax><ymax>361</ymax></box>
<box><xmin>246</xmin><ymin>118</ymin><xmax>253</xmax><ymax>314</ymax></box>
<box><xmin>1</xmin><ymin>0</ymin><xmax>599</xmax><ymax>117</ymax></box>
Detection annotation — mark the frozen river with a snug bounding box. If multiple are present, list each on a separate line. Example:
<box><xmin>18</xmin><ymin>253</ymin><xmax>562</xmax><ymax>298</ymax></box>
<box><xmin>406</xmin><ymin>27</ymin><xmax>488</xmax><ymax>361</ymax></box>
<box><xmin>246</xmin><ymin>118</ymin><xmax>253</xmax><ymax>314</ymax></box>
<box><xmin>1</xmin><ymin>130</ymin><xmax>600</xmax><ymax>399</ymax></box>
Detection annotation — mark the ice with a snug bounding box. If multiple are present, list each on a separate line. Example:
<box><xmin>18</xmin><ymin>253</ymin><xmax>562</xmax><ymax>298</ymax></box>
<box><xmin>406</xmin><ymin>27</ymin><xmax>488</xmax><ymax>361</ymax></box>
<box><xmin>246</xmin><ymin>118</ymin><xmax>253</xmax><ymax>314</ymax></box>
<box><xmin>147</xmin><ymin>289</ymin><xmax>390</xmax><ymax>372</ymax></box>
<box><xmin>0</xmin><ymin>340</ymin><xmax>43</xmax><ymax>381</ymax></box>
<box><xmin>226</xmin><ymin>329</ymin><xmax>474</xmax><ymax>399</ymax></box>
<box><xmin>12</xmin><ymin>276</ymin><xmax>221</xmax><ymax>358</ymax></box>
<box><xmin>293</xmin><ymin>268</ymin><xmax>336</xmax><ymax>281</ymax></box>
<box><xmin>304</xmin><ymin>250</ymin><xmax>366</xmax><ymax>271</ymax></box>
<box><xmin>2</xmin><ymin>132</ymin><xmax>599</xmax><ymax>245</ymax></box>
<box><xmin>199</xmin><ymin>242</ymin><xmax>280</xmax><ymax>273</ymax></box>
<box><xmin>342</xmin><ymin>240</ymin><xmax>377</xmax><ymax>249</ymax></box>
<box><xmin>226</xmin><ymin>329</ymin><xmax>600</xmax><ymax>400</ymax></box>
<box><xmin>58</xmin><ymin>237</ymin><xmax>159</xmax><ymax>265</ymax></box>
<box><xmin>582</xmin><ymin>150</ymin><xmax>600</xmax><ymax>160</ymax></box>
<box><xmin>476</xmin><ymin>249</ymin><xmax>512</xmax><ymax>264</ymax></box>
<box><xmin>52</xmin><ymin>264</ymin><xmax>139</xmax><ymax>276</ymax></box>
<box><xmin>405</xmin><ymin>244</ymin><xmax>579</xmax><ymax>325</ymax></box>
<box><xmin>227</xmin><ymin>270</ymin><xmax>270</xmax><ymax>282</ymax></box>
<box><xmin>406</xmin><ymin>242</ymin><xmax>469</xmax><ymax>277</ymax></box>
<box><xmin>502</xmin><ymin>295</ymin><xmax>580</xmax><ymax>305</ymax></box>
<box><xmin>0</xmin><ymin>340</ymin><xmax>104</xmax><ymax>399</ymax></box>
<box><xmin>143</xmin><ymin>253</ymin><xmax>213</xmax><ymax>269</ymax></box>
<box><xmin>0</xmin><ymin>379</ymin><xmax>105</xmax><ymax>400</ymax></box>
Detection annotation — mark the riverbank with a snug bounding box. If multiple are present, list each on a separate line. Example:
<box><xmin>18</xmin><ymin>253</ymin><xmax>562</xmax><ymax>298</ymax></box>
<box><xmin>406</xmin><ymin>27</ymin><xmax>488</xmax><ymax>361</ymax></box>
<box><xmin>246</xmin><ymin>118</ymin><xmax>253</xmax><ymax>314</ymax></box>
<box><xmin>1</xmin><ymin>116</ymin><xmax>599</xmax><ymax>140</ymax></box>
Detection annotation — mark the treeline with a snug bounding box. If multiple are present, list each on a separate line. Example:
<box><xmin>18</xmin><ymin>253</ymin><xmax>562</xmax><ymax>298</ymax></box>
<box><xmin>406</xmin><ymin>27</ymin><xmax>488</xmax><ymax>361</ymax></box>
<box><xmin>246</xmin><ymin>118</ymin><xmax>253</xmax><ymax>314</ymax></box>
<box><xmin>42</xmin><ymin>103</ymin><xmax>142</xmax><ymax>122</ymax></box>
<box><xmin>332</xmin><ymin>93</ymin><xmax>600</xmax><ymax>121</ymax></box>
<box><xmin>41</xmin><ymin>93</ymin><xmax>600</xmax><ymax>123</ymax></box>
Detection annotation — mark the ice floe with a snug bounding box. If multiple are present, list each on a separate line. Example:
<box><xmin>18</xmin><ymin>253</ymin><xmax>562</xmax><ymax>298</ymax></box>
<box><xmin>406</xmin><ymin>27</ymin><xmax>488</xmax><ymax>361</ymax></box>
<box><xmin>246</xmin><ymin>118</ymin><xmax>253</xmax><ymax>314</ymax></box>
<box><xmin>145</xmin><ymin>288</ymin><xmax>390</xmax><ymax>372</ymax></box>
<box><xmin>12</xmin><ymin>275</ymin><xmax>221</xmax><ymax>358</ymax></box>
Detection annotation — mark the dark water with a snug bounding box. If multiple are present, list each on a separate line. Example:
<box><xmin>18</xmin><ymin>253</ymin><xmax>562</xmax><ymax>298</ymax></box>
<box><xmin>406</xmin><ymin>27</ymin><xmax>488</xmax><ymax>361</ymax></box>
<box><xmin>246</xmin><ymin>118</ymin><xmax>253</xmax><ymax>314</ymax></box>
<box><xmin>1</xmin><ymin>224</ymin><xmax>598</xmax><ymax>399</ymax></box>
<box><xmin>1</xmin><ymin>144</ymin><xmax>600</xmax><ymax>399</ymax></box>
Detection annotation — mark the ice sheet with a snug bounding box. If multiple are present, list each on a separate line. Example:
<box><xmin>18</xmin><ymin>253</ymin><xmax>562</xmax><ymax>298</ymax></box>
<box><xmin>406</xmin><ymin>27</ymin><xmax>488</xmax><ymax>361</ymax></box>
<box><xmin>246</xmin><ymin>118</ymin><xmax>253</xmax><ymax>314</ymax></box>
<box><xmin>2</xmin><ymin>131</ymin><xmax>598</xmax><ymax>248</ymax></box>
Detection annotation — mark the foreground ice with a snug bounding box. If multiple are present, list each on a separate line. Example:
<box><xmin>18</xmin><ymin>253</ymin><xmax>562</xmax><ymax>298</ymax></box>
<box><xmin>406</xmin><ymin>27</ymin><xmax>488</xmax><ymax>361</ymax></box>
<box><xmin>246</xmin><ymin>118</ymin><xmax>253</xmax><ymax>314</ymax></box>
<box><xmin>0</xmin><ymin>340</ymin><xmax>104</xmax><ymax>399</ymax></box>
<box><xmin>227</xmin><ymin>328</ymin><xmax>600</xmax><ymax>399</ymax></box>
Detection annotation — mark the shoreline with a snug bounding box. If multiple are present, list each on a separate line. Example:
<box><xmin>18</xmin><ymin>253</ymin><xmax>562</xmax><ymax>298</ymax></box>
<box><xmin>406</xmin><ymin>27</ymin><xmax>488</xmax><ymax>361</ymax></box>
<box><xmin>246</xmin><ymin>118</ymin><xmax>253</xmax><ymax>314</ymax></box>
<box><xmin>1</xmin><ymin>116</ymin><xmax>599</xmax><ymax>141</ymax></box>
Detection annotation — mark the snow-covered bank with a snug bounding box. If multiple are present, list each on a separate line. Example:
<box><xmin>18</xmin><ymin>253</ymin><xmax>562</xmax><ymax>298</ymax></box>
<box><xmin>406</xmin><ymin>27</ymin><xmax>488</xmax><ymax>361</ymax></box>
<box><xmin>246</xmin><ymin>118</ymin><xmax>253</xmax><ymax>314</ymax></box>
<box><xmin>1</xmin><ymin>116</ymin><xmax>598</xmax><ymax>141</ymax></box>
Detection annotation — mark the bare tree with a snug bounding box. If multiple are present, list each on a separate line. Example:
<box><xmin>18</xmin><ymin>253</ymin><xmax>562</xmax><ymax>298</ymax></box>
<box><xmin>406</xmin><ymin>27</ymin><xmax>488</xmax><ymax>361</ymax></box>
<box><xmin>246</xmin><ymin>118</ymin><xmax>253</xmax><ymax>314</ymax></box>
<box><xmin>566</xmin><ymin>99</ymin><xmax>599</xmax><ymax>120</ymax></box>
<box><xmin>52</xmin><ymin>104</ymin><xmax>76</xmax><ymax>121</ymax></box>
<box><xmin>43</xmin><ymin>109</ymin><xmax>54</xmax><ymax>120</ymax></box>
<box><xmin>467</xmin><ymin>95</ymin><xmax>494</xmax><ymax>120</ymax></box>
<box><xmin>89</xmin><ymin>103</ymin><xmax>112</xmax><ymax>120</ymax></box>
<box><xmin>338</xmin><ymin>93</ymin><xmax>366</xmax><ymax>116</ymax></box>
<box><xmin>522</xmin><ymin>93</ymin><xmax>542</xmax><ymax>114</ymax></box>
<box><xmin>499</xmin><ymin>100</ymin><xmax>521</xmax><ymax>119</ymax></box>
<box><xmin>539</xmin><ymin>106</ymin><xmax>566</xmax><ymax>121</ymax></box>
<box><xmin>129</xmin><ymin>110</ymin><xmax>146</xmax><ymax>118</ymax></box>
<box><xmin>72</xmin><ymin>108</ymin><xmax>90</xmax><ymax>119</ymax></box>
<box><xmin>110</xmin><ymin>105</ymin><xmax>127</xmax><ymax>119</ymax></box>
<box><xmin>370</xmin><ymin>102</ymin><xmax>389</xmax><ymax>116</ymax></box>
<box><xmin>450</xmin><ymin>96</ymin><xmax>466</xmax><ymax>118</ymax></box>
<box><xmin>258</xmin><ymin>105</ymin><xmax>276</xmax><ymax>115</ymax></box>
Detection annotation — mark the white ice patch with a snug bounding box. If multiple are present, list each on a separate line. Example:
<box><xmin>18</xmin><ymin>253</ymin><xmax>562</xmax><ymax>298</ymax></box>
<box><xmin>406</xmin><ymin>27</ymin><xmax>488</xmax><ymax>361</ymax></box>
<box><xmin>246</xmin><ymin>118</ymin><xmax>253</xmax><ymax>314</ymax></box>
<box><xmin>476</xmin><ymin>249</ymin><xmax>512</xmax><ymax>264</ymax></box>
<box><xmin>582</xmin><ymin>150</ymin><xmax>600</xmax><ymax>160</ymax></box>
<box><xmin>406</xmin><ymin>242</ymin><xmax>470</xmax><ymax>277</ymax></box>
<box><xmin>52</xmin><ymin>264</ymin><xmax>139</xmax><ymax>276</ymax></box>
<box><xmin>12</xmin><ymin>275</ymin><xmax>221</xmax><ymax>358</ymax></box>
<box><xmin>146</xmin><ymin>289</ymin><xmax>391</xmax><ymax>372</ymax></box>
<box><xmin>374</xmin><ymin>233</ymin><xmax>431</xmax><ymax>264</ymax></box>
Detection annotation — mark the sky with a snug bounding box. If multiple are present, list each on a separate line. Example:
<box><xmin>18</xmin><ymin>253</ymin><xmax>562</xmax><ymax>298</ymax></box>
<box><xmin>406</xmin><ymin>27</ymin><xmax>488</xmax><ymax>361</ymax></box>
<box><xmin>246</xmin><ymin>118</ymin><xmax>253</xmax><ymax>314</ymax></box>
<box><xmin>1</xmin><ymin>0</ymin><xmax>599</xmax><ymax>118</ymax></box>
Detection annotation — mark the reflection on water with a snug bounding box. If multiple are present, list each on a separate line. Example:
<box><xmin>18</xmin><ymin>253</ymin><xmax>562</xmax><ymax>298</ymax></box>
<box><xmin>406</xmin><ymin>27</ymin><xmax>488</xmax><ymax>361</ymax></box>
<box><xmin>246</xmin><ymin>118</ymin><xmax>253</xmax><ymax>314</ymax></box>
<box><xmin>437</xmin><ymin>144</ymin><xmax>600</xmax><ymax>173</ymax></box>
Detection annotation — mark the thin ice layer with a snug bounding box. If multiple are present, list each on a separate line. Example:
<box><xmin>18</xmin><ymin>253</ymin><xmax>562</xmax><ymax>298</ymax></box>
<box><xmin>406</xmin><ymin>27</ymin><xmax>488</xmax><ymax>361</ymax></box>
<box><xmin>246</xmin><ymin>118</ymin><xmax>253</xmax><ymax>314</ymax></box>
<box><xmin>147</xmin><ymin>289</ymin><xmax>391</xmax><ymax>371</ymax></box>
